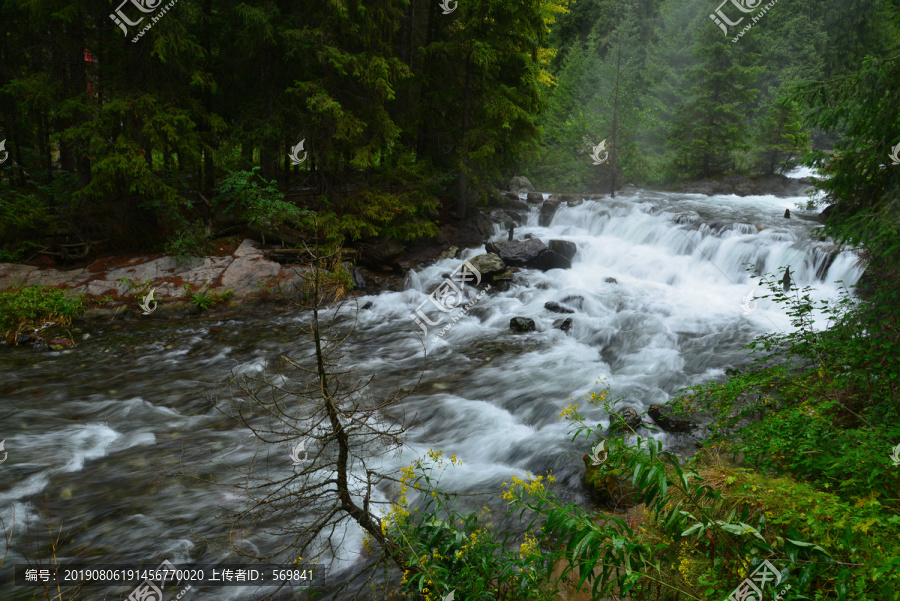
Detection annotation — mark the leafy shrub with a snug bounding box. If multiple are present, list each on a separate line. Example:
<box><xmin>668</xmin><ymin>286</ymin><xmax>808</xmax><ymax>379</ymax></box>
<box><xmin>216</xmin><ymin>168</ymin><xmax>315</xmax><ymax>232</ymax></box>
<box><xmin>0</xmin><ymin>285</ymin><xmax>85</xmax><ymax>341</ymax></box>
<box><xmin>183</xmin><ymin>284</ymin><xmax>233</xmax><ymax>311</ymax></box>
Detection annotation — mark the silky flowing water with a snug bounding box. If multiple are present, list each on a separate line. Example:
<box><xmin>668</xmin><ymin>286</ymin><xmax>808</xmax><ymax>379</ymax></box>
<box><xmin>0</xmin><ymin>185</ymin><xmax>863</xmax><ymax>600</ymax></box>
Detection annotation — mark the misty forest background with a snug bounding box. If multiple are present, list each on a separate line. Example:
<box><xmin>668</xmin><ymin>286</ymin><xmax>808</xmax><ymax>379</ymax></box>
<box><xmin>0</xmin><ymin>0</ymin><xmax>897</xmax><ymax>264</ymax></box>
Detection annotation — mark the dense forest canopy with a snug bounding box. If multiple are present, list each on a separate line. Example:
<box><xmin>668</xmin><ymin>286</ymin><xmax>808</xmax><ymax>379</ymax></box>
<box><xmin>0</xmin><ymin>0</ymin><xmax>897</xmax><ymax>262</ymax></box>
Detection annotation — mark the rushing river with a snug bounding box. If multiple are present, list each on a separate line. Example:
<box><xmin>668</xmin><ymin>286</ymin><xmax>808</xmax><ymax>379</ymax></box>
<box><xmin>0</xmin><ymin>186</ymin><xmax>863</xmax><ymax>600</ymax></box>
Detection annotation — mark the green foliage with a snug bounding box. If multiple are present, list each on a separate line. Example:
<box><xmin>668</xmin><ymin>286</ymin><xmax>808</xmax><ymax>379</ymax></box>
<box><xmin>381</xmin><ymin>450</ymin><xmax>556</xmax><ymax>601</ymax></box>
<box><xmin>183</xmin><ymin>284</ymin><xmax>233</xmax><ymax>311</ymax></box>
<box><xmin>216</xmin><ymin>168</ymin><xmax>316</xmax><ymax>233</ymax></box>
<box><xmin>164</xmin><ymin>219</ymin><xmax>213</xmax><ymax>261</ymax></box>
<box><xmin>0</xmin><ymin>285</ymin><xmax>85</xmax><ymax>340</ymax></box>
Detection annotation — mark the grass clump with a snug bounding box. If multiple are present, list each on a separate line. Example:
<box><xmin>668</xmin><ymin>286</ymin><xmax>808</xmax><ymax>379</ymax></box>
<box><xmin>0</xmin><ymin>285</ymin><xmax>85</xmax><ymax>343</ymax></box>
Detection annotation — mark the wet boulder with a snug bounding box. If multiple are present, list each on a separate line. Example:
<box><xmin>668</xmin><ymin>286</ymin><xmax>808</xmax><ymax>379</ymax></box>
<box><xmin>485</xmin><ymin>239</ymin><xmax>547</xmax><ymax>267</ymax></box>
<box><xmin>608</xmin><ymin>407</ymin><xmax>645</xmax><ymax>436</ymax></box>
<box><xmin>584</xmin><ymin>454</ymin><xmax>637</xmax><ymax>509</ymax></box>
<box><xmin>467</xmin><ymin>253</ymin><xmax>507</xmax><ymax>279</ymax></box>
<box><xmin>437</xmin><ymin>246</ymin><xmax>459</xmax><ymax>260</ymax></box>
<box><xmin>539</xmin><ymin>199</ymin><xmax>562</xmax><ymax>226</ymax></box>
<box><xmin>510</xmin><ymin>317</ymin><xmax>536</xmax><ymax>333</ymax></box>
<box><xmin>545</xmin><ymin>301</ymin><xmax>575</xmax><ymax>314</ymax></box>
<box><xmin>648</xmin><ymin>403</ymin><xmax>694</xmax><ymax>433</ymax></box>
<box><xmin>548</xmin><ymin>240</ymin><xmax>577</xmax><ymax>261</ymax></box>
<box><xmin>553</xmin><ymin>317</ymin><xmax>573</xmax><ymax>332</ymax></box>
<box><xmin>533</xmin><ymin>249</ymin><xmax>572</xmax><ymax>271</ymax></box>
<box><xmin>526</xmin><ymin>191</ymin><xmax>544</xmax><ymax>204</ymax></box>
<box><xmin>567</xmin><ymin>197</ymin><xmax>584</xmax><ymax>207</ymax></box>
<box><xmin>605</xmin><ymin>277</ymin><xmax>618</xmax><ymax>284</ymax></box>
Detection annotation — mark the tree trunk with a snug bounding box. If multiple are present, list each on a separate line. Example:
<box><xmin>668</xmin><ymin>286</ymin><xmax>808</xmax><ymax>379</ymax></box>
<box><xmin>456</xmin><ymin>58</ymin><xmax>473</xmax><ymax>219</ymax></box>
<box><xmin>610</xmin><ymin>49</ymin><xmax>621</xmax><ymax>198</ymax></box>
<box><xmin>201</xmin><ymin>0</ymin><xmax>215</xmax><ymax>195</ymax></box>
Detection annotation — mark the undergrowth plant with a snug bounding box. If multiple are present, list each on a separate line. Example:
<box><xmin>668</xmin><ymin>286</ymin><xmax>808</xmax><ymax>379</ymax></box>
<box><xmin>0</xmin><ymin>285</ymin><xmax>85</xmax><ymax>343</ymax></box>
<box><xmin>183</xmin><ymin>284</ymin><xmax>233</xmax><ymax>311</ymax></box>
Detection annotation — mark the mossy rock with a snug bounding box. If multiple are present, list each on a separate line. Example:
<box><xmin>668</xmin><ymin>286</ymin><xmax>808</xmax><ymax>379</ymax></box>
<box><xmin>583</xmin><ymin>454</ymin><xmax>637</xmax><ymax>510</ymax></box>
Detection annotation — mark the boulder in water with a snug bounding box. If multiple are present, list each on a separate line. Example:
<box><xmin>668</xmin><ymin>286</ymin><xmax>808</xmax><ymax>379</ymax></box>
<box><xmin>539</xmin><ymin>199</ymin><xmax>562</xmax><ymax>226</ymax></box>
<box><xmin>526</xmin><ymin>191</ymin><xmax>543</xmax><ymax>204</ymax></box>
<box><xmin>544</xmin><ymin>301</ymin><xmax>575</xmax><ymax>314</ymax></box>
<box><xmin>561</xmin><ymin>295</ymin><xmax>584</xmax><ymax>309</ymax></box>
<box><xmin>467</xmin><ymin>253</ymin><xmax>506</xmax><ymax>279</ymax></box>
<box><xmin>485</xmin><ymin>239</ymin><xmax>547</xmax><ymax>267</ymax></box>
<box><xmin>553</xmin><ymin>317</ymin><xmax>573</xmax><ymax>332</ymax></box>
<box><xmin>567</xmin><ymin>197</ymin><xmax>584</xmax><ymax>207</ymax></box>
<box><xmin>533</xmin><ymin>249</ymin><xmax>572</xmax><ymax>271</ymax></box>
<box><xmin>608</xmin><ymin>407</ymin><xmax>645</xmax><ymax>436</ymax></box>
<box><xmin>784</xmin><ymin>209</ymin><xmax>791</xmax><ymax>219</ymax></box>
<box><xmin>509</xmin><ymin>317</ymin><xmax>536</xmax><ymax>333</ymax></box>
<box><xmin>548</xmin><ymin>239</ymin><xmax>577</xmax><ymax>260</ymax></box>
<box><xmin>605</xmin><ymin>277</ymin><xmax>618</xmax><ymax>284</ymax></box>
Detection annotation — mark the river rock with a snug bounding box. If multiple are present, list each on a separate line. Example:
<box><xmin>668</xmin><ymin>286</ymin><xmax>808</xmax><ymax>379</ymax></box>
<box><xmin>485</xmin><ymin>239</ymin><xmax>547</xmax><ymax>267</ymax></box>
<box><xmin>437</xmin><ymin>247</ymin><xmax>459</xmax><ymax>260</ymax></box>
<box><xmin>508</xmin><ymin>176</ymin><xmax>535</xmax><ymax>194</ymax></box>
<box><xmin>561</xmin><ymin>295</ymin><xmax>584</xmax><ymax>309</ymax></box>
<box><xmin>648</xmin><ymin>403</ymin><xmax>694</xmax><ymax>433</ymax></box>
<box><xmin>526</xmin><ymin>191</ymin><xmax>543</xmax><ymax>204</ymax></box>
<box><xmin>467</xmin><ymin>253</ymin><xmax>506</xmax><ymax>279</ymax></box>
<box><xmin>509</xmin><ymin>317</ymin><xmax>536</xmax><ymax>333</ymax></box>
<box><xmin>350</xmin><ymin>267</ymin><xmax>367</xmax><ymax>290</ymax></box>
<box><xmin>548</xmin><ymin>240</ymin><xmax>577</xmax><ymax>261</ymax></box>
<box><xmin>608</xmin><ymin>407</ymin><xmax>644</xmax><ymax>436</ymax></box>
<box><xmin>783</xmin><ymin>209</ymin><xmax>791</xmax><ymax>219</ymax></box>
<box><xmin>539</xmin><ymin>199</ymin><xmax>561</xmax><ymax>226</ymax></box>
<box><xmin>553</xmin><ymin>317</ymin><xmax>573</xmax><ymax>332</ymax></box>
<box><xmin>605</xmin><ymin>277</ymin><xmax>618</xmax><ymax>284</ymax></box>
<box><xmin>567</xmin><ymin>197</ymin><xmax>584</xmax><ymax>207</ymax></box>
<box><xmin>533</xmin><ymin>249</ymin><xmax>572</xmax><ymax>271</ymax></box>
<box><xmin>544</xmin><ymin>301</ymin><xmax>575</xmax><ymax>314</ymax></box>
<box><xmin>583</xmin><ymin>454</ymin><xmax>637</xmax><ymax>509</ymax></box>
